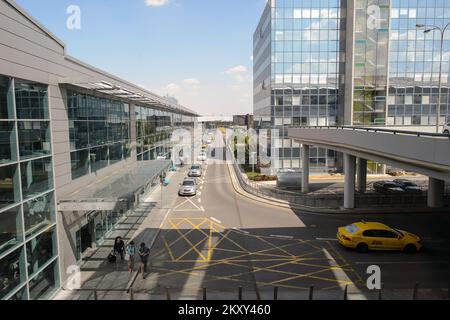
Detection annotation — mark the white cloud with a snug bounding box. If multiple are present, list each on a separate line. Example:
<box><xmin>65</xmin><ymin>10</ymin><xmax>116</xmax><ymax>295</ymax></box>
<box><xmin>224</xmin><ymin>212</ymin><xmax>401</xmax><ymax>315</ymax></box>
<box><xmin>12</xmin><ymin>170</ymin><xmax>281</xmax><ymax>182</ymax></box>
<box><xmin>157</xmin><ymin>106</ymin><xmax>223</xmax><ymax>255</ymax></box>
<box><xmin>145</xmin><ymin>0</ymin><xmax>169</xmax><ymax>7</ymax></box>
<box><xmin>225</xmin><ymin>65</ymin><xmax>247</xmax><ymax>75</ymax></box>
<box><xmin>182</xmin><ymin>78</ymin><xmax>201</xmax><ymax>85</ymax></box>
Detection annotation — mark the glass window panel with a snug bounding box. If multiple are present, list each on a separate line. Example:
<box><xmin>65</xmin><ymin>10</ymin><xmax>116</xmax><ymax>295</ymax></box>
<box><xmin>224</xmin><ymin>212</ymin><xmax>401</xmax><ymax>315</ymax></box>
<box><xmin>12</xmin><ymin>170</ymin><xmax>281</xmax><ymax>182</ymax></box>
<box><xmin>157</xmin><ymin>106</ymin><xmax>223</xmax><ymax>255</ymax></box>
<box><xmin>20</xmin><ymin>157</ymin><xmax>53</xmax><ymax>199</ymax></box>
<box><xmin>90</xmin><ymin>146</ymin><xmax>108</xmax><ymax>172</ymax></box>
<box><xmin>0</xmin><ymin>205</ymin><xmax>22</xmax><ymax>255</ymax></box>
<box><xmin>23</xmin><ymin>192</ymin><xmax>55</xmax><ymax>238</ymax></box>
<box><xmin>109</xmin><ymin>143</ymin><xmax>123</xmax><ymax>164</ymax></box>
<box><xmin>0</xmin><ymin>75</ymin><xmax>15</xmax><ymax>119</ymax></box>
<box><xmin>0</xmin><ymin>164</ymin><xmax>20</xmax><ymax>209</ymax></box>
<box><xmin>26</xmin><ymin>227</ymin><xmax>57</xmax><ymax>277</ymax></box>
<box><xmin>70</xmin><ymin>150</ymin><xmax>89</xmax><ymax>180</ymax></box>
<box><xmin>0</xmin><ymin>247</ymin><xmax>26</xmax><ymax>299</ymax></box>
<box><xmin>14</xmin><ymin>79</ymin><xmax>49</xmax><ymax>120</ymax></box>
<box><xmin>28</xmin><ymin>260</ymin><xmax>58</xmax><ymax>300</ymax></box>
<box><xmin>17</xmin><ymin>121</ymin><xmax>51</xmax><ymax>160</ymax></box>
<box><xmin>0</xmin><ymin>121</ymin><xmax>17</xmax><ymax>164</ymax></box>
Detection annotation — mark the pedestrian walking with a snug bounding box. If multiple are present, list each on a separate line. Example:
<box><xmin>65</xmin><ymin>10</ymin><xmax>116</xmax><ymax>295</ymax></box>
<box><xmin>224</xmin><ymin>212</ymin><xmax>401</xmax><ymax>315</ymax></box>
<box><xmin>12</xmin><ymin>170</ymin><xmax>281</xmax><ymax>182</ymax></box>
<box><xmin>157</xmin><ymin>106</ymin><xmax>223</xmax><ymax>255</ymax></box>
<box><xmin>139</xmin><ymin>242</ymin><xmax>151</xmax><ymax>279</ymax></box>
<box><xmin>125</xmin><ymin>241</ymin><xmax>137</xmax><ymax>272</ymax></box>
<box><xmin>113</xmin><ymin>236</ymin><xmax>125</xmax><ymax>261</ymax></box>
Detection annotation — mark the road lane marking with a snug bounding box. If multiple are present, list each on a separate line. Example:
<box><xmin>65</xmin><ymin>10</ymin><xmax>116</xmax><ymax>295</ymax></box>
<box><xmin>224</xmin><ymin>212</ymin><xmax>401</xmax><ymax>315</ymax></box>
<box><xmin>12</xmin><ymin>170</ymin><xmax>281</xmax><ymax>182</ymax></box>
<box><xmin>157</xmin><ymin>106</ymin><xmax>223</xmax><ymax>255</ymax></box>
<box><xmin>270</xmin><ymin>235</ymin><xmax>294</xmax><ymax>239</ymax></box>
<box><xmin>316</xmin><ymin>238</ymin><xmax>339</xmax><ymax>241</ymax></box>
<box><xmin>232</xmin><ymin>227</ymin><xmax>250</xmax><ymax>234</ymax></box>
<box><xmin>210</xmin><ymin>217</ymin><xmax>222</xmax><ymax>224</ymax></box>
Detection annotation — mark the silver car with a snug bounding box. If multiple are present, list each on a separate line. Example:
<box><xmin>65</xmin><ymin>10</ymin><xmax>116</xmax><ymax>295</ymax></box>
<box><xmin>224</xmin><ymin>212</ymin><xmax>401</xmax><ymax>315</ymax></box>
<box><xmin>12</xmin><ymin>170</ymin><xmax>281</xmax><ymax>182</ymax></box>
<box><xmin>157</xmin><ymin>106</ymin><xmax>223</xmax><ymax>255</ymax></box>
<box><xmin>178</xmin><ymin>178</ymin><xmax>197</xmax><ymax>196</ymax></box>
<box><xmin>188</xmin><ymin>164</ymin><xmax>203</xmax><ymax>177</ymax></box>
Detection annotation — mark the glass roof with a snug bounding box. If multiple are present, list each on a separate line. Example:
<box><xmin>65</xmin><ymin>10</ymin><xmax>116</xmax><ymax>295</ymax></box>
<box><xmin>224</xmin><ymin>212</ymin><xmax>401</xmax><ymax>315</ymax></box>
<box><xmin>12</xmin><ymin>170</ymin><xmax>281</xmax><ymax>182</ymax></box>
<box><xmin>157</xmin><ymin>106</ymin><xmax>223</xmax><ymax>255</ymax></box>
<box><xmin>60</xmin><ymin>160</ymin><xmax>171</xmax><ymax>203</ymax></box>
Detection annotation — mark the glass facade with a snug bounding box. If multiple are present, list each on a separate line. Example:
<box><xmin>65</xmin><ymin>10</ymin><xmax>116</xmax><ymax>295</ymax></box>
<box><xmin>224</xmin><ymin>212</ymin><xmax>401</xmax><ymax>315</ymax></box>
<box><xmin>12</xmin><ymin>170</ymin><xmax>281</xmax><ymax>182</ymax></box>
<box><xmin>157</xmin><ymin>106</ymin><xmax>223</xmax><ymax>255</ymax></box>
<box><xmin>0</xmin><ymin>74</ymin><xmax>57</xmax><ymax>300</ymax></box>
<box><xmin>353</xmin><ymin>0</ymin><xmax>390</xmax><ymax>125</ymax></box>
<box><xmin>254</xmin><ymin>0</ymin><xmax>450</xmax><ymax>171</ymax></box>
<box><xmin>254</xmin><ymin>0</ymin><xmax>342</xmax><ymax>171</ymax></box>
<box><xmin>388</xmin><ymin>0</ymin><xmax>450</xmax><ymax>126</ymax></box>
<box><xmin>67</xmin><ymin>91</ymin><xmax>131</xmax><ymax>179</ymax></box>
<box><xmin>135</xmin><ymin>105</ymin><xmax>195</xmax><ymax>161</ymax></box>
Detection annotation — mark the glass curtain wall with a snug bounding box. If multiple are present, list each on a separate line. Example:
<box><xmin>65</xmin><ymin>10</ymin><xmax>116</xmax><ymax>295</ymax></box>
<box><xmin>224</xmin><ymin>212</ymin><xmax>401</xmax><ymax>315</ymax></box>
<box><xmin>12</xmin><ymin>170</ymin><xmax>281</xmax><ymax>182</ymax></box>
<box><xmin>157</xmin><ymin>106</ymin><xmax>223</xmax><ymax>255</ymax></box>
<box><xmin>269</xmin><ymin>0</ymin><xmax>341</xmax><ymax>170</ymax></box>
<box><xmin>0</xmin><ymin>74</ymin><xmax>58</xmax><ymax>300</ymax></box>
<box><xmin>388</xmin><ymin>0</ymin><xmax>450</xmax><ymax>126</ymax></box>
<box><xmin>68</xmin><ymin>91</ymin><xmax>131</xmax><ymax>180</ymax></box>
<box><xmin>353</xmin><ymin>0</ymin><xmax>390</xmax><ymax>125</ymax></box>
<box><xmin>135</xmin><ymin>105</ymin><xmax>194</xmax><ymax>161</ymax></box>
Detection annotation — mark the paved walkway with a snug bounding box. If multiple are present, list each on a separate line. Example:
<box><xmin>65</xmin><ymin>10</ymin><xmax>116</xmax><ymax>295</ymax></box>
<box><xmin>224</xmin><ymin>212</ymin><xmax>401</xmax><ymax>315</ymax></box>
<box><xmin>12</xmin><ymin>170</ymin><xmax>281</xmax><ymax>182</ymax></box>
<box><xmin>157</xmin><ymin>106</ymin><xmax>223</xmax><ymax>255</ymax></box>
<box><xmin>54</xmin><ymin>166</ymin><xmax>189</xmax><ymax>300</ymax></box>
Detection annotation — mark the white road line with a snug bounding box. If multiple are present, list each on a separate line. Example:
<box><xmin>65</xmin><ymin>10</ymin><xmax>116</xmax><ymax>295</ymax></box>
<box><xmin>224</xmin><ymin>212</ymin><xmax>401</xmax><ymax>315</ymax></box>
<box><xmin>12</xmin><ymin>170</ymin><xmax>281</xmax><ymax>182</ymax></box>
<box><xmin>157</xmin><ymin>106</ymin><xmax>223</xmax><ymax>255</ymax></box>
<box><xmin>232</xmin><ymin>227</ymin><xmax>250</xmax><ymax>234</ymax></box>
<box><xmin>316</xmin><ymin>237</ymin><xmax>339</xmax><ymax>241</ymax></box>
<box><xmin>197</xmin><ymin>198</ymin><xmax>202</xmax><ymax>204</ymax></box>
<box><xmin>210</xmin><ymin>217</ymin><xmax>222</xmax><ymax>224</ymax></box>
<box><xmin>200</xmin><ymin>206</ymin><xmax>205</xmax><ymax>212</ymax></box>
<box><xmin>355</xmin><ymin>261</ymin><xmax>450</xmax><ymax>265</ymax></box>
<box><xmin>270</xmin><ymin>235</ymin><xmax>294</xmax><ymax>239</ymax></box>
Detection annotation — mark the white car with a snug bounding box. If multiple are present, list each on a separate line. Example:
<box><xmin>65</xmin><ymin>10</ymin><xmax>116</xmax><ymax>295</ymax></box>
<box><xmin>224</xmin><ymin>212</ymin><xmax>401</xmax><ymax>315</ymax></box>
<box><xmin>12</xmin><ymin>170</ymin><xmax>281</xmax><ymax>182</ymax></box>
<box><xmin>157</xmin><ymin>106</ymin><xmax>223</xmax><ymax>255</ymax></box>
<box><xmin>443</xmin><ymin>122</ymin><xmax>450</xmax><ymax>134</ymax></box>
<box><xmin>197</xmin><ymin>152</ymin><xmax>207</xmax><ymax>161</ymax></box>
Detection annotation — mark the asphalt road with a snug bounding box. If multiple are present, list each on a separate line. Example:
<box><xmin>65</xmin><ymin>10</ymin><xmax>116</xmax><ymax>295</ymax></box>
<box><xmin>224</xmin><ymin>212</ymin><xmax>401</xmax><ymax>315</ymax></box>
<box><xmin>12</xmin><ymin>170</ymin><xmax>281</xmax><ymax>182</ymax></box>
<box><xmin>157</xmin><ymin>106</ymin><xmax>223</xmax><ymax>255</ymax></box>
<box><xmin>132</xmin><ymin>156</ymin><xmax>450</xmax><ymax>299</ymax></box>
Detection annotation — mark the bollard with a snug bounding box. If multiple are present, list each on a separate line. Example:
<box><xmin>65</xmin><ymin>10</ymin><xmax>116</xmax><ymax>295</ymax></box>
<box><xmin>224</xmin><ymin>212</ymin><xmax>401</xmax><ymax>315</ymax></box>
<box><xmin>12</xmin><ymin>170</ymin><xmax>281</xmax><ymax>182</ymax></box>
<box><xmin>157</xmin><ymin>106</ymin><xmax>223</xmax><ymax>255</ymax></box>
<box><xmin>166</xmin><ymin>287</ymin><xmax>171</xmax><ymax>300</ymax></box>
<box><xmin>93</xmin><ymin>290</ymin><xmax>98</xmax><ymax>301</ymax></box>
<box><xmin>130</xmin><ymin>288</ymin><xmax>134</xmax><ymax>300</ymax></box>
<box><xmin>238</xmin><ymin>286</ymin><xmax>243</xmax><ymax>300</ymax></box>
<box><xmin>308</xmin><ymin>286</ymin><xmax>314</xmax><ymax>300</ymax></box>
<box><xmin>412</xmin><ymin>283</ymin><xmax>419</xmax><ymax>300</ymax></box>
<box><xmin>343</xmin><ymin>285</ymin><xmax>348</xmax><ymax>300</ymax></box>
<box><xmin>273</xmin><ymin>287</ymin><xmax>278</xmax><ymax>301</ymax></box>
<box><xmin>203</xmin><ymin>287</ymin><xmax>207</xmax><ymax>301</ymax></box>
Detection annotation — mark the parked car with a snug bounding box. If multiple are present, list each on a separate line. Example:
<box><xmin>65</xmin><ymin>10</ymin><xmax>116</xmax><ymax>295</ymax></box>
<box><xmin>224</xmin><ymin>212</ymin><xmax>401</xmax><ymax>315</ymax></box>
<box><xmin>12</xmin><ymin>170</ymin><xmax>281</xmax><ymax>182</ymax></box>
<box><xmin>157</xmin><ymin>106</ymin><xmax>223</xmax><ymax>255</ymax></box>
<box><xmin>373</xmin><ymin>181</ymin><xmax>405</xmax><ymax>194</ymax></box>
<box><xmin>443</xmin><ymin>122</ymin><xmax>450</xmax><ymax>134</ymax></box>
<box><xmin>178</xmin><ymin>178</ymin><xmax>197</xmax><ymax>196</ymax></box>
<box><xmin>393</xmin><ymin>179</ymin><xmax>422</xmax><ymax>194</ymax></box>
<box><xmin>337</xmin><ymin>221</ymin><xmax>422</xmax><ymax>253</ymax></box>
<box><xmin>188</xmin><ymin>164</ymin><xmax>203</xmax><ymax>177</ymax></box>
<box><xmin>276</xmin><ymin>169</ymin><xmax>302</xmax><ymax>190</ymax></box>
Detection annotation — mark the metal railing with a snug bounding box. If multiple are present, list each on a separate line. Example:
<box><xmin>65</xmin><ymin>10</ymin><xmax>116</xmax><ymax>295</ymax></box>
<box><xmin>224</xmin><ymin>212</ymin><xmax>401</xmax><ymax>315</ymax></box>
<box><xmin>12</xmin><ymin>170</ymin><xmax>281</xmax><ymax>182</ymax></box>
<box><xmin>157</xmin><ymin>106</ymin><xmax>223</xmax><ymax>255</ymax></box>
<box><xmin>62</xmin><ymin>283</ymin><xmax>450</xmax><ymax>300</ymax></box>
<box><xmin>288</xmin><ymin>125</ymin><xmax>450</xmax><ymax>139</ymax></box>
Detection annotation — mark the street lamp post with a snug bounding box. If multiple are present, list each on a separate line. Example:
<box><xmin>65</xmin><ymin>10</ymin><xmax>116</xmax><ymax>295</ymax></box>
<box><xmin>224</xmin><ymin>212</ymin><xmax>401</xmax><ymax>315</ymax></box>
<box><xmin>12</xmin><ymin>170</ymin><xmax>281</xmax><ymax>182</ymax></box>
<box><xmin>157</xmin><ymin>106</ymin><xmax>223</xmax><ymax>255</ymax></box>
<box><xmin>417</xmin><ymin>23</ymin><xmax>450</xmax><ymax>134</ymax></box>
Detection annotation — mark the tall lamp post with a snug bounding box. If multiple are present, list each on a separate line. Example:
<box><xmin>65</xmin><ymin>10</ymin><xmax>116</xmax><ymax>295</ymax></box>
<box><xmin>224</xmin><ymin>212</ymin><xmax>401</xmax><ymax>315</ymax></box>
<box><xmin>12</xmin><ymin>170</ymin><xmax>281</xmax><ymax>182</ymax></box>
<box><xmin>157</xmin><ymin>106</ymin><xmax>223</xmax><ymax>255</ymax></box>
<box><xmin>417</xmin><ymin>23</ymin><xmax>450</xmax><ymax>133</ymax></box>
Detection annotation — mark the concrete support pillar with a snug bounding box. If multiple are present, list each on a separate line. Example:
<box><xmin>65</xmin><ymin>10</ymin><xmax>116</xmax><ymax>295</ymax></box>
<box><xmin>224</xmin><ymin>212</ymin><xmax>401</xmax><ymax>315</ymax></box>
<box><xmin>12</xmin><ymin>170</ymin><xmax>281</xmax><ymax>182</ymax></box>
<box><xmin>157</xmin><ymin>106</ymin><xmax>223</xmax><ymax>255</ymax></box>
<box><xmin>428</xmin><ymin>177</ymin><xmax>445</xmax><ymax>208</ymax></box>
<box><xmin>344</xmin><ymin>154</ymin><xmax>356</xmax><ymax>209</ymax></box>
<box><xmin>357</xmin><ymin>158</ymin><xmax>367</xmax><ymax>193</ymax></box>
<box><xmin>302</xmin><ymin>144</ymin><xmax>310</xmax><ymax>193</ymax></box>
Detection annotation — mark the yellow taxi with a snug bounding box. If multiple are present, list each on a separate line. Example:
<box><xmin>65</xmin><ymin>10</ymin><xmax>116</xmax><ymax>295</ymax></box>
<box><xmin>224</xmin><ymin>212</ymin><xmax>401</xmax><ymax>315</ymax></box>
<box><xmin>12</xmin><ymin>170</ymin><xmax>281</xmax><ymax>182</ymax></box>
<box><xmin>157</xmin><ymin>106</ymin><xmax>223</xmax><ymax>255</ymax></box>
<box><xmin>337</xmin><ymin>221</ymin><xmax>422</xmax><ymax>253</ymax></box>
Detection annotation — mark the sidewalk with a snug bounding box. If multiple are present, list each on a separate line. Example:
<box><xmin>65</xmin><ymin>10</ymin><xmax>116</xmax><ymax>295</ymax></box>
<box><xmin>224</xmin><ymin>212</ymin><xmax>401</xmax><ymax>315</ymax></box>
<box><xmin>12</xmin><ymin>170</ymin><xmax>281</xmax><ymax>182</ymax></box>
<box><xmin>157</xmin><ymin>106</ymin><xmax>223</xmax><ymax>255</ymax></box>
<box><xmin>54</xmin><ymin>166</ymin><xmax>189</xmax><ymax>300</ymax></box>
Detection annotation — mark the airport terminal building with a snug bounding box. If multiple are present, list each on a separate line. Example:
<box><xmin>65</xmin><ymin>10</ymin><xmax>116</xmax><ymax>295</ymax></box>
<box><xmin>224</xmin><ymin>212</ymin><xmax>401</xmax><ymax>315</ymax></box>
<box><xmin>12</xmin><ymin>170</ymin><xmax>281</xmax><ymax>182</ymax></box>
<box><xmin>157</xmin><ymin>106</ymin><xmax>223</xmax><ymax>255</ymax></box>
<box><xmin>254</xmin><ymin>0</ymin><xmax>450</xmax><ymax>173</ymax></box>
<box><xmin>0</xmin><ymin>0</ymin><xmax>197</xmax><ymax>300</ymax></box>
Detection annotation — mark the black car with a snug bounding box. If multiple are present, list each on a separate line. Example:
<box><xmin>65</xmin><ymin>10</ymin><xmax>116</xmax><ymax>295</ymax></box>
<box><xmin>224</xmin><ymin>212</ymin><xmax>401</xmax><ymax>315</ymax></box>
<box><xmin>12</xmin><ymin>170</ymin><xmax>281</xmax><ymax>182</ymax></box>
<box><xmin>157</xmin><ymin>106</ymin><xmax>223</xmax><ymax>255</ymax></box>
<box><xmin>373</xmin><ymin>181</ymin><xmax>405</xmax><ymax>194</ymax></box>
<box><xmin>393</xmin><ymin>179</ymin><xmax>423</xmax><ymax>194</ymax></box>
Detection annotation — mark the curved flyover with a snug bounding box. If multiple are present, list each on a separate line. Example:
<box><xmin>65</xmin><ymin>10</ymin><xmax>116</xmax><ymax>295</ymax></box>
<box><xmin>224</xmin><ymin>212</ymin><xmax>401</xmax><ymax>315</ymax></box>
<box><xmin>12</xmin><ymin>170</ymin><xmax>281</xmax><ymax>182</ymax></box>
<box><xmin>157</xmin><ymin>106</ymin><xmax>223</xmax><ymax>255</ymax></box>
<box><xmin>288</xmin><ymin>126</ymin><xmax>450</xmax><ymax>208</ymax></box>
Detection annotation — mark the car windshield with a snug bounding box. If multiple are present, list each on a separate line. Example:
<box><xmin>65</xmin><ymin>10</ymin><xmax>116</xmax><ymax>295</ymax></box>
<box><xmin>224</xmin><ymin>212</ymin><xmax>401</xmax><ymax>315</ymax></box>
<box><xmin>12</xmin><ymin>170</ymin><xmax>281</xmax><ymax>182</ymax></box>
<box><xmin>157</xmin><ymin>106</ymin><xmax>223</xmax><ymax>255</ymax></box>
<box><xmin>183</xmin><ymin>181</ymin><xmax>195</xmax><ymax>186</ymax></box>
<box><xmin>191</xmin><ymin>166</ymin><xmax>201</xmax><ymax>170</ymax></box>
<box><xmin>392</xmin><ymin>228</ymin><xmax>404</xmax><ymax>237</ymax></box>
<box><xmin>344</xmin><ymin>224</ymin><xmax>359</xmax><ymax>234</ymax></box>
<box><xmin>386</xmin><ymin>183</ymin><xmax>400</xmax><ymax>188</ymax></box>
<box><xmin>403</xmin><ymin>182</ymin><xmax>417</xmax><ymax>187</ymax></box>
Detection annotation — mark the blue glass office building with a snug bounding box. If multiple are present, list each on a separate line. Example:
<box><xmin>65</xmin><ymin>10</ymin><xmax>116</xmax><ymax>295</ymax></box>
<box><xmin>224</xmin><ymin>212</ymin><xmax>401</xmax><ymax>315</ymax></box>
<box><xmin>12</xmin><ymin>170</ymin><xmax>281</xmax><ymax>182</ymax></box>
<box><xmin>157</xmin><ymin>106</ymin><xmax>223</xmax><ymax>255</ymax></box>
<box><xmin>254</xmin><ymin>0</ymin><xmax>450</xmax><ymax>172</ymax></box>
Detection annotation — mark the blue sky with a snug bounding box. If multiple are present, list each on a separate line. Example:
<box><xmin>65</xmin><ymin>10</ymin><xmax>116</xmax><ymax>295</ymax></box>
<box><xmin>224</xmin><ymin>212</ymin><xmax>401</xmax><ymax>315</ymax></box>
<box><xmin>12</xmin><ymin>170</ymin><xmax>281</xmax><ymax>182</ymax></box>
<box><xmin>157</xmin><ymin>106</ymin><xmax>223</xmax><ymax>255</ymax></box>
<box><xmin>15</xmin><ymin>0</ymin><xmax>268</xmax><ymax>115</ymax></box>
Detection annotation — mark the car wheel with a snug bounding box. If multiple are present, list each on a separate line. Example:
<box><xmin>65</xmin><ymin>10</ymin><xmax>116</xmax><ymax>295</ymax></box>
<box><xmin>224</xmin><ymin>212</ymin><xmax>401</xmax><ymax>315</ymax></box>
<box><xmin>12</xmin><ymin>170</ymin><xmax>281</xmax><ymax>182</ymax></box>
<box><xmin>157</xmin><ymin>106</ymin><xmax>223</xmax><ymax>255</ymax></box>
<box><xmin>444</xmin><ymin>130</ymin><xmax>449</xmax><ymax>134</ymax></box>
<box><xmin>404</xmin><ymin>244</ymin><xmax>417</xmax><ymax>254</ymax></box>
<box><xmin>356</xmin><ymin>243</ymin><xmax>369</xmax><ymax>253</ymax></box>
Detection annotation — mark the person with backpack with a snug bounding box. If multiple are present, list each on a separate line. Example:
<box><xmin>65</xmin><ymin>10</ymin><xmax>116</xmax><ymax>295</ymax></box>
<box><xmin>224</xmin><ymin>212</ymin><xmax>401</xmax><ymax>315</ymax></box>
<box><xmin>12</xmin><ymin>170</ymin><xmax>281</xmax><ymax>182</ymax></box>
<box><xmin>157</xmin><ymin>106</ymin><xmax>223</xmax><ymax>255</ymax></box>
<box><xmin>126</xmin><ymin>241</ymin><xmax>136</xmax><ymax>273</ymax></box>
<box><xmin>113</xmin><ymin>236</ymin><xmax>125</xmax><ymax>261</ymax></box>
<box><xmin>138</xmin><ymin>242</ymin><xmax>150</xmax><ymax>279</ymax></box>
